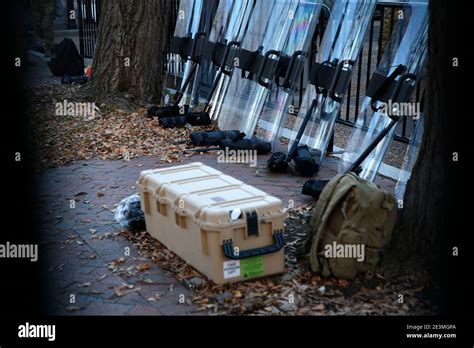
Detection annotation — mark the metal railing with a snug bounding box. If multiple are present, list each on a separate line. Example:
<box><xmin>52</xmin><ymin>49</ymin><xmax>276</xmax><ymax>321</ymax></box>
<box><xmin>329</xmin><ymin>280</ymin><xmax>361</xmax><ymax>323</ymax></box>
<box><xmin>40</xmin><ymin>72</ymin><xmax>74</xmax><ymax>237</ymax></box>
<box><xmin>316</xmin><ymin>2</ymin><xmax>424</xmax><ymax>144</ymax></box>
<box><xmin>77</xmin><ymin>0</ymin><xmax>180</xmax><ymax>59</ymax></box>
<box><xmin>77</xmin><ymin>0</ymin><xmax>101</xmax><ymax>58</ymax></box>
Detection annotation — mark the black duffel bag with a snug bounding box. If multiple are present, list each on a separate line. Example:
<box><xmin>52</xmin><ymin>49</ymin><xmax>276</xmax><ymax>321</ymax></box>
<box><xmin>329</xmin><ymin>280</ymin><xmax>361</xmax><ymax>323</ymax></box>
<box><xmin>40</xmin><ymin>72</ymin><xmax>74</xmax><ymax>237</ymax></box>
<box><xmin>48</xmin><ymin>38</ymin><xmax>84</xmax><ymax>77</ymax></box>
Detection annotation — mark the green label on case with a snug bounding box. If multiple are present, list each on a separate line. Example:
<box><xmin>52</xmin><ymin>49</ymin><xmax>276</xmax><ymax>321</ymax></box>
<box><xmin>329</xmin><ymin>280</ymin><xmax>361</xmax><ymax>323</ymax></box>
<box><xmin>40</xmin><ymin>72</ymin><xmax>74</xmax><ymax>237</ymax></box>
<box><xmin>242</xmin><ymin>256</ymin><xmax>263</xmax><ymax>278</ymax></box>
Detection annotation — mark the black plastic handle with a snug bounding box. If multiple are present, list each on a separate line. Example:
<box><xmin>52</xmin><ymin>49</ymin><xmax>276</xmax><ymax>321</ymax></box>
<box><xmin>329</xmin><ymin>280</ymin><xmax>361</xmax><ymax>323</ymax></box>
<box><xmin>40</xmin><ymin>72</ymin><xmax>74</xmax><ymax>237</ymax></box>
<box><xmin>309</xmin><ymin>60</ymin><xmax>333</xmax><ymax>95</ymax></box>
<box><xmin>369</xmin><ymin>64</ymin><xmax>407</xmax><ymax>112</ymax></box>
<box><xmin>222</xmin><ymin>40</ymin><xmax>241</xmax><ymax>75</ymax></box>
<box><xmin>190</xmin><ymin>32</ymin><xmax>207</xmax><ymax>62</ymax></box>
<box><xmin>256</xmin><ymin>50</ymin><xmax>281</xmax><ymax>88</ymax></box>
<box><xmin>282</xmin><ymin>50</ymin><xmax>305</xmax><ymax>88</ymax></box>
<box><xmin>222</xmin><ymin>231</ymin><xmax>285</xmax><ymax>260</ymax></box>
<box><xmin>371</xmin><ymin>72</ymin><xmax>417</xmax><ymax>117</ymax></box>
<box><xmin>391</xmin><ymin>73</ymin><xmax>417</xmax><ymax>102</ymax></box>
<box><xmin>328</xmin><ymin>59</ymin><xmax>354</xmax><ymax>102</ymax></box>
<box><xmin>241</xmin><ymin>45</ymin><xmax>264</xmax><ymax>80</ymax></box>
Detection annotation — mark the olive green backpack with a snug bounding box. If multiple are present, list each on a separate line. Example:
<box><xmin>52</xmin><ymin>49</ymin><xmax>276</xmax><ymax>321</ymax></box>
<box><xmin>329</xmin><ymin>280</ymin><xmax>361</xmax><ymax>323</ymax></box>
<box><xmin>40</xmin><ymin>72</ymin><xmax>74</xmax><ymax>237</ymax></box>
<box><xmin>308</xmin><ymin>173</ymin><xmax>397</xmax><ymax>279</ymax></box>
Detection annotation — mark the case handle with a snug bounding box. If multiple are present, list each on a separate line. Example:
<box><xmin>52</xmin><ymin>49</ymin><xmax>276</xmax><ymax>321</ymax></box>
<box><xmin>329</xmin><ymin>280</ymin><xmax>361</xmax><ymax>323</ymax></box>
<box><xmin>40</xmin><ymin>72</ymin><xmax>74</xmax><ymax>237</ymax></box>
<box><xmin>222</xmin><ymin>231</ymin><xmax>285</xmax><ymax>260</ymax></box>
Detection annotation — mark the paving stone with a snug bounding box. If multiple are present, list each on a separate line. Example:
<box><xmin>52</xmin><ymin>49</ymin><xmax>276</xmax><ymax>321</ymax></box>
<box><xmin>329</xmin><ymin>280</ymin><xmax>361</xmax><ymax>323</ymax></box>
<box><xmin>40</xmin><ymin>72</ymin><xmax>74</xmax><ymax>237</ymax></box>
<box><xmin>127</xmin><ymin>304</ymin><xmax>163</xmax><ymax>316</ymax></box>
<box><xmin>74</xmin><ymin>302</ymin><xmax>135</xmax><ymax>316</ymax></box>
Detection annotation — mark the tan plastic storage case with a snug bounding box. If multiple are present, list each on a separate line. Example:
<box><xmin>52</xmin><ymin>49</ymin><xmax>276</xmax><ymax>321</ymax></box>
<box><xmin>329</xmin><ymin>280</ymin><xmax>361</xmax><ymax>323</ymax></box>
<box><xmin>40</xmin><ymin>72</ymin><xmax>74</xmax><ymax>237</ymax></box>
<box><xmin>137</xmin><ymin>162</ymin><xmax>286</xmax><ymax>284</ymax></box>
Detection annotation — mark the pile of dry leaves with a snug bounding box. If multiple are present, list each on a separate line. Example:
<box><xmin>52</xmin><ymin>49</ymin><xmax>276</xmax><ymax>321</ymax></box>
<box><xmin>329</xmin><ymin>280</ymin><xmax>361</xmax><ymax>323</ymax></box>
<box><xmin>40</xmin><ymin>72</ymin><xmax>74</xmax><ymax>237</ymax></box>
<box><xmin>121</xmin><ymin>205</ymin><xmax>438</xmax><ymax>316</ymax></box>
<box><xmin>26</xmin><ymin>84</ymin><xmax>213</xmax><ymax>171</ymax></box>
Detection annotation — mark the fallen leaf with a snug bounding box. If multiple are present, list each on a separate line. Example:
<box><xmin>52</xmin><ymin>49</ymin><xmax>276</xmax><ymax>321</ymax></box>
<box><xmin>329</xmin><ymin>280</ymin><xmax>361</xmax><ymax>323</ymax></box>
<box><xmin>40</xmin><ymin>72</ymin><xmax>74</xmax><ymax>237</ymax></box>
<box><xmin>312</xmin><ymin>303</ymin><xmax>325</xmax><ymax>311</ymax></box>
<box><xmin>114</xmin><ymin>286</ymin><xmax>141</xmax><ymax>297</ymax></box>
<box><xmin>298</xmin><ymin>307</ymin><xmax>311</xmax><ymax>315</ymax></box>
<box><xmin>136</xmin><ymin>263</ymin><xmax>152</xmax><ymax>272</ymax></box>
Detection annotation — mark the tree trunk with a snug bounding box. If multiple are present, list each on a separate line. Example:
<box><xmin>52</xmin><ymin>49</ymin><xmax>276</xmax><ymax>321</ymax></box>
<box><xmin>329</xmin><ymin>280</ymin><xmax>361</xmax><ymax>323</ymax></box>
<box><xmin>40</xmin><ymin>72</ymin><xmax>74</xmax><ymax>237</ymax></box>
<box><xmin>89</xmin><ymin>0</ymin><xmax>173</xmax><ymax>103</ymax></box>
<box><xmin>380</xmin><ymin>1</ymin><xmax>456</xmax><ymax>279</ymax></box>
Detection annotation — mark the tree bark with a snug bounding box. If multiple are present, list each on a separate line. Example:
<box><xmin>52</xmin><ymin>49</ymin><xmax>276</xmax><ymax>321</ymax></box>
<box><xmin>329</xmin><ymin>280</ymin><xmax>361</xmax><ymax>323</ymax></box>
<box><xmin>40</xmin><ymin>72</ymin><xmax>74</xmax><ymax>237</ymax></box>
<box><xmin>89</xmin><ymin>0</ymin><xmax>173</xmax><ymax>103</ymax></box>
<box><xmin>380</xmin><ymin>1</ymin><xmax>451</xmax><ymax>278</ymax></box>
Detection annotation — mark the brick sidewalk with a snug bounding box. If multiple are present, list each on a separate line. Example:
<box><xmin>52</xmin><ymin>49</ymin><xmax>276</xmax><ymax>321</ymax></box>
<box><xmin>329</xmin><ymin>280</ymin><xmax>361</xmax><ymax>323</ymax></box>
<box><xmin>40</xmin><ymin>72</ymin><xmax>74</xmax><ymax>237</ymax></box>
<box><xmin>35</xmin><ymin>153</ymin><xmax>396</xmax><ymax>315</ymax></box>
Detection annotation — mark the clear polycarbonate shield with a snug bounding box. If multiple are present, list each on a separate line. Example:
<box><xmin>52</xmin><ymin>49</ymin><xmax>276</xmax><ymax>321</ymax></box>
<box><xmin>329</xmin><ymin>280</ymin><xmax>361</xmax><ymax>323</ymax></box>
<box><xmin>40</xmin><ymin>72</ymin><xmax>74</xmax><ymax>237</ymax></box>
<box><xmin>166</xmin><ymin>0</ymin><xmax>198</xmax><ymax>78</ymax></box>
<box><xmin>338</xmin><ymin>0</ymin><xmax>428</xmax><ymax>181</ymax></box>
<box><xmin>216</xmin><ymin>0</ymin><xmax>300</xmax><ymax>133</ymax></box>
<box><xmin>189</xmin><ymin>0</ymin><xmax>255</xmax><ymax>110</ymax></box>
<box><xmin>162</xmin><ymin>0</ymin><xmax>205</xmax><ymax>106</ymax></box>
<box><xmin>178</xmin><ymin>0</ymin><xmax>217</xmax><ymax>107</ymax></box>
<box><xmin>277</xmin><ymin>0</ymin><xmax>377</xmax><ymax>160</ymax></box>
<box><xmin>254</xmin><ymin>0</ymin><xmax>323</xmax><ymax>147</ymax></box>
<box><xmin>205</xmin><ymin>0</ymin><xmax>255</xmax><ymax>118</ymax></box>
<box><xmin>394</xmin><ymin>114</ymin><xmax>424</xmax><ymax>202</ymax></box>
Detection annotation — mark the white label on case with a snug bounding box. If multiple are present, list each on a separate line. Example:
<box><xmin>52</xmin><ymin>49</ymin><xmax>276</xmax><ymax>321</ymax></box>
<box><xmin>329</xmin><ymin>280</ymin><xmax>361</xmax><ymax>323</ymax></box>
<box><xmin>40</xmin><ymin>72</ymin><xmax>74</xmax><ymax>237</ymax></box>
<box><xmin>223</xmin><ymin>260</ymin><xmax>241</xmax><ymax>279</ymax></box>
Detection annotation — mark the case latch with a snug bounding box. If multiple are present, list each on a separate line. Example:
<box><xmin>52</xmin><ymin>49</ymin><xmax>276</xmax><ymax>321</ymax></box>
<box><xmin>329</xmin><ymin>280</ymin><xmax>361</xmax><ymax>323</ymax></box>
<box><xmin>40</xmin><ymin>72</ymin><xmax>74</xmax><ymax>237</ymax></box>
<box><xmin>246</xmin><ymin>210</ymin><xmax>259</xmax><ymax>237</ymax></box>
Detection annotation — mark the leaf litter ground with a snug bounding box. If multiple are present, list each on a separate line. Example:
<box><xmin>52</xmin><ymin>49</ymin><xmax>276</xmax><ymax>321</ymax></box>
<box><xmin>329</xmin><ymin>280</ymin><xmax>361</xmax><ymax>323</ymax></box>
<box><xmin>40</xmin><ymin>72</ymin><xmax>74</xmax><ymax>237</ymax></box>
<box><xmin>26</xmin><ymin>84</ymin><xmax>213</xmax><ymax>172</ymax></box>
<box><xmin>121</xmin><ymin>205</ymin><xmax>438</xmax><ymax>316</ymax></box>
<box><xmin>29</xmin><ymin>84</ymin><xmax>439</xmax><ymax>315</ymax></box>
